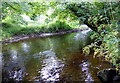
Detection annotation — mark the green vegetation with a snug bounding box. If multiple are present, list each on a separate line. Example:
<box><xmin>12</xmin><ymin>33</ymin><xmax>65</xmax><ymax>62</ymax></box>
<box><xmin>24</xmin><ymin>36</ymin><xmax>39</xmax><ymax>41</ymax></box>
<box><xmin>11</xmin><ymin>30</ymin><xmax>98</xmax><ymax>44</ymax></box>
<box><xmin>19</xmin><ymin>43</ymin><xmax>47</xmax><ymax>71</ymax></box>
<box><xmin>73</xmin><ymin>2</ymin><xmax>120</xmax><ymax>69</ymax></box>
<box><xmin>83</xmin><ymin>22</ymin><xmax>120</xmax><ymax>69</ymax></box>
<box><xmin>1</xmin><ymin>2</ymin><xmax>81</xmax><ymax>39</ymax></box>
<box><xmin>1</xmin><ymin>2</ymin><xmax>120</xmax><ymax>70</ymax></box>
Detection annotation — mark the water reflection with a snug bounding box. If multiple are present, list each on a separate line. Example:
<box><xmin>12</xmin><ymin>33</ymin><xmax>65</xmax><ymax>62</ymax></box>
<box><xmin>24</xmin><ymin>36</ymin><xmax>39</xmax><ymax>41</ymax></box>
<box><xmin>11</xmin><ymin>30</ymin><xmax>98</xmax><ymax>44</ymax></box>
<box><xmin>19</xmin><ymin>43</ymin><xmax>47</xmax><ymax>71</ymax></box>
<box><xmin>2</xmin><ymin>31</ymin><xmax>111</xmax><ymax>82</ymax></box>
<box><xmin>33</xmin><ymin>50</ymin><xmax>64</xmax><ymax>81</ymax></box>
<box><xmin>80</xmin><ymin>60</ymin><xmax>94</xmax><ymax>82</ymax></box>
<box><xmin>9</xmin><ymin>67</ymin><xmax>25</xmax><ymax>81</ymax></box>
<box><xmin>3</xmin><ymin>61</ymin><xmax>26</xmax><ymax>81</ymax></box>
<box><xmin>0</xmin><ymin>52</ymin><xmax>2</xmax><ymax>82</ymax></box>
<box><xmin>40</xmin><ymin>51</ymin><xmax>64</xmax><ymax>81</ymax></box>
<box><xmin>10</xmin><ymin>50</ymin><xmax>17</xmax><ymax>60</ymax></box>
<box><xmin>21</xmin><ymin>42</ymin><xmax>30</xmax><ymax>53</ymax></box>
<box><xmin>74</xmin><ymin>28</ymin><xmax>92</xmax><ymax>40</ymax></box>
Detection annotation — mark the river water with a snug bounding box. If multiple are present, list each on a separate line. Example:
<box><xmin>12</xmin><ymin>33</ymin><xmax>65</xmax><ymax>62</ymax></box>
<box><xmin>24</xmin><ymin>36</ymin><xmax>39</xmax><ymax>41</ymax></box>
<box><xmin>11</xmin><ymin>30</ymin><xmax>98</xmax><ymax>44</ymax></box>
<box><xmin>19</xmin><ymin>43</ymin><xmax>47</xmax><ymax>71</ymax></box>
<box><xmin>2</xmin><ymin>29</ymin><xmax>111</xmax><ymax>82</ymax></box>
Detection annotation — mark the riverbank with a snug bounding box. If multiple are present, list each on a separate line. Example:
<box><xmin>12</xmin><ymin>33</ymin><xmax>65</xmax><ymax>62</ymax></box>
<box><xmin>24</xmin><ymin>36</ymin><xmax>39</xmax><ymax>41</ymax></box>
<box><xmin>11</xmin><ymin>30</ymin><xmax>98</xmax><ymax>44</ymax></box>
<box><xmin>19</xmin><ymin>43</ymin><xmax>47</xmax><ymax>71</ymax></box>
<box><xmin>2</xmin><ymin>28</ymin><xmax>89</xmax><ymax>44</ymax></box>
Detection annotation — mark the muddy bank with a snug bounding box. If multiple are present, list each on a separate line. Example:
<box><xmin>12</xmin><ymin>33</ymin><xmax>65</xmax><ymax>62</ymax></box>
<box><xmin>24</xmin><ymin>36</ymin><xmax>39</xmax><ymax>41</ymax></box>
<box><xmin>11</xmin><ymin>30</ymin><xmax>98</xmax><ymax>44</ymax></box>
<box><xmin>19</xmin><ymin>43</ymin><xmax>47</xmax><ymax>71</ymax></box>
<box><xmin>1</xmin><ymin>28</ymin><xmax>89</xmax><ymax>44</ymax></box>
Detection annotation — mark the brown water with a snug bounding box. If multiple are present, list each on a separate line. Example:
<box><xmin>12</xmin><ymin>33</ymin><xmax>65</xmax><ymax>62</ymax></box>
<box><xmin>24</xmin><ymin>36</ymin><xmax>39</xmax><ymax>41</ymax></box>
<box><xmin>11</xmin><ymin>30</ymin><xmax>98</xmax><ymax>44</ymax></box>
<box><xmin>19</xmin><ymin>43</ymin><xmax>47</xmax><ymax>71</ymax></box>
<box><xmin>2</xmin><ymin>30</ymin><xmax>111</xmax><ymax>82</ymax></box>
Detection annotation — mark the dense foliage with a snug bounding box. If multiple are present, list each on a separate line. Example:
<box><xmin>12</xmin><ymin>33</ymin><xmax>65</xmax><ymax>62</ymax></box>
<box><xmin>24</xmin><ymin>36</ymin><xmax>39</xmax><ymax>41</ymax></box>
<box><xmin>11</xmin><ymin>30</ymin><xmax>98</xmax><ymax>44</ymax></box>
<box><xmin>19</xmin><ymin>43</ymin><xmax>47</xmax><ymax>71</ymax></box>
<box><xmin>1</xmin><ymin>2</ymin><xmax>120</xmax><ymax>70</ymax></box>
<box><xmin>1</xmin><ymin>2</ymin><xmax>81</xmax><ymax>39</ymax></box>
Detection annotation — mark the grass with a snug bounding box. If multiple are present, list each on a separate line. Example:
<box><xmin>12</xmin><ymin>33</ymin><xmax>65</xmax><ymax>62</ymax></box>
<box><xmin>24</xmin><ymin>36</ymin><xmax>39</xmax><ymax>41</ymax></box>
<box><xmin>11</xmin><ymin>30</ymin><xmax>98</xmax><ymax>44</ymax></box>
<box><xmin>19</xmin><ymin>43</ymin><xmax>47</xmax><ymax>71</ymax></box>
<box><xmin>2</xmin><ymin>19</ymin><xmax>83</xmax><ymax>40</ymax></box>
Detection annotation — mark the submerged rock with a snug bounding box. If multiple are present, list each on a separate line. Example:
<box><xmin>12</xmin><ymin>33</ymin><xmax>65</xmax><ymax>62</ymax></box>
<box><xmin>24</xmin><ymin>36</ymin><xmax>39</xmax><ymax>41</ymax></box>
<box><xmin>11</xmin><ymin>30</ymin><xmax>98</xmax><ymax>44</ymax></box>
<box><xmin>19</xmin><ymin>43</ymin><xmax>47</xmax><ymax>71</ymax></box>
<box><xmin>97</xmin><ymin>68</ymin><xmax>120</xmax><ymax>82</ymax></box>
<box><xmin>113</xmin><ymin>75</ymin><xmax>120</xmax><ymax>81</ymax></box>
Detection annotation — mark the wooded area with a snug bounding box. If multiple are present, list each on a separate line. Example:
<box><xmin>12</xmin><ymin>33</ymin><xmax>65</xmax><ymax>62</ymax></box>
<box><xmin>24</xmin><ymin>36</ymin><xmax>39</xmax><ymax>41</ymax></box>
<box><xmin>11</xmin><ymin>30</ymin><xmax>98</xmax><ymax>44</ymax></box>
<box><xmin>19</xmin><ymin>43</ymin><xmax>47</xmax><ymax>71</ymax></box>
<box><xmin>1</xmin><ymin>1</ymin><xmax>120</xmax><ymax>82</ymax></box>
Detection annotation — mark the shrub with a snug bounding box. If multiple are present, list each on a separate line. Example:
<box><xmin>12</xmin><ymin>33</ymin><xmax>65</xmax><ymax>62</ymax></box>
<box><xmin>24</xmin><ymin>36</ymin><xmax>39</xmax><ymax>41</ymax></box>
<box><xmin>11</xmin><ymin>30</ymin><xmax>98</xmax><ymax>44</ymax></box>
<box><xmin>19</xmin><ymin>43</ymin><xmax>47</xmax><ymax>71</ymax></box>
<box><xmin>2</xmin><ymin>22</ymin><xmax>12</xmax><ymax>28</ymax></box>
<box><xmin>83</xmin><ymin>22</ymin><xmax>120</xmax><ymax>69</ymax></box>
<box><xmin>48</xmin><ymin>20</ymin><xmax>72</xmax><ymax>32</ymax></box>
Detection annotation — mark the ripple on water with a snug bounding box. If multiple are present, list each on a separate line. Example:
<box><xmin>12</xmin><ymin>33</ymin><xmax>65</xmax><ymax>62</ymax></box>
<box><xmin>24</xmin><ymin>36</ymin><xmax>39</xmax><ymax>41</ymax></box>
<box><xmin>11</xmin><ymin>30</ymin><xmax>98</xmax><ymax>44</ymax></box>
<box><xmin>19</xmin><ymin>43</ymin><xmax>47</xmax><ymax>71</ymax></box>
<box><xmin>2</xmin><ymin>31</ymin><xmax>111</xmax><ymax>82</ymax></box>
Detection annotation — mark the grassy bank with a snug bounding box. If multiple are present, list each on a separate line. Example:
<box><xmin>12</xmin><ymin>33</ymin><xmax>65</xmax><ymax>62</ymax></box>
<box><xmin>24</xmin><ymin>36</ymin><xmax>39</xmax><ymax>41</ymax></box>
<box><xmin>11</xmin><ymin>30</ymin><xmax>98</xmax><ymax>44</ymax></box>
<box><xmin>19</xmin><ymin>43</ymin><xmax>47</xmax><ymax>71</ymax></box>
<box><xmin>2</xmin><ymin>19</ymin><xmax>84</xmax><ymax>41</ymax></box>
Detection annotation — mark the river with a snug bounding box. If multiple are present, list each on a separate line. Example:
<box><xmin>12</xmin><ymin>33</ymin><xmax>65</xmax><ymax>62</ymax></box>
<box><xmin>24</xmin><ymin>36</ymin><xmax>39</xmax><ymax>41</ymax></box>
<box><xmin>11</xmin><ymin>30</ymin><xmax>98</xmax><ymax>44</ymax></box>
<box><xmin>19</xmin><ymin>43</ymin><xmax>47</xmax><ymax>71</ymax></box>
<box><xmin>2</xmin><ymin>29</ymin><xmax>111</xmax><ymax>82</ymax></box>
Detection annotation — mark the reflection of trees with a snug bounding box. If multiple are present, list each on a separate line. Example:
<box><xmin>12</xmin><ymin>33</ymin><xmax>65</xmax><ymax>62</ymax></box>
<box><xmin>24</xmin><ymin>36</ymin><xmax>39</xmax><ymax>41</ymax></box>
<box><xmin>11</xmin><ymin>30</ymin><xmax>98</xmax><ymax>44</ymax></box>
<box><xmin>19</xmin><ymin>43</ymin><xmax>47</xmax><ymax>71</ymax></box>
<box><xmin>59</xmin><ymin>52</ymin><xmax>84</xmax><ymax>81</ymax></box>
<box><xmin>2</xmin><ymin>61</ymin><xmax>26</xmax><ymax>81</ymax></box>
<box><xmin>2</xmin><ymin>31</ymin><xmax>93</xmax><ymax>81</ymax></box>
<box><xmin>22</xmin><ymin>31</ymin><xmax>91</xmax><ymax>57</ymax></box>
<box><xmin>2</xmin><ymin>50</ymin><xmax>26</xmax><ymax>82</ymax></box>
<box><xmin>29</xmin><ymin>38</ymin><xmax>52</xmax><ymax>53</ymax></box>
<box><xmin>46</xmin><ymin>34</ymin><xmax>84</xmax><ymax>55</ymax></box>
<box><xmin>74</xmin><ymin>29</ymin><xmax>92</xmax><ymax>50</ymax></box>
<box><xmin>59</xmin><ymin>52</ymin><xmax>94</xmax><ymax>81</ymax></box>
<box><xmin>3</xmin><ymin>48</ymin><xmax>27</xmax><ymax>81</ymax></box>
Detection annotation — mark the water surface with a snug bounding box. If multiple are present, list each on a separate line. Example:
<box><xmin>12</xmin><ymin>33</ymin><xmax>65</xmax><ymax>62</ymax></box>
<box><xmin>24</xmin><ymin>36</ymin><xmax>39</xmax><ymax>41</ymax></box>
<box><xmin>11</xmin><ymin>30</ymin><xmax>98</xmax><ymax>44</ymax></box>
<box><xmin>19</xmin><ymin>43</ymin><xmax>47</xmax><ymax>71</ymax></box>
<box><xmin>2</xmin><ymin>30</ymin><xmax>111</xmax><ymax>82</ymax></box>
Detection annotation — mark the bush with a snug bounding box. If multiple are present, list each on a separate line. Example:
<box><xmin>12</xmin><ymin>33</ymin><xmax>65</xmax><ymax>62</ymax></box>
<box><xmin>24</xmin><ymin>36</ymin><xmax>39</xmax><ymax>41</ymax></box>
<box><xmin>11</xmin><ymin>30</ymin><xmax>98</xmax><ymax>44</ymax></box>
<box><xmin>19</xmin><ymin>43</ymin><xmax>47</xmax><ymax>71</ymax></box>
<box><xmin>2</xmin><ymin>22</ymin><xmax>12</xmax><ymax>28</ymax></box>
<box><xmin>48</xmin><ymin>20</ymin><xmax>72</xmax><ymax>32</ymax></box>
<box><xmin>83</xmin><ymin>22</ymin><xmax>120</xmax><ymax>69</ymax></box>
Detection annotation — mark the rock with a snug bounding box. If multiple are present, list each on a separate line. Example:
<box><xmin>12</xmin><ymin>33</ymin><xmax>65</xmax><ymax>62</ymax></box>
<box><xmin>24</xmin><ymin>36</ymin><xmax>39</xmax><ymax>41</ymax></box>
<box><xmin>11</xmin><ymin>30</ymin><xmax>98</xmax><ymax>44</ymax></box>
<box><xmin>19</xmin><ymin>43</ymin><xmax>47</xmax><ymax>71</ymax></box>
<box><xmin>113</xmin><ymin>75</ymin><xmax>120</xmax><ymax>81</ymax></box>
<box><xmin>97</xmin><ymin>68</ymin><xmax>119</xmax><ymax>82</ymax></box>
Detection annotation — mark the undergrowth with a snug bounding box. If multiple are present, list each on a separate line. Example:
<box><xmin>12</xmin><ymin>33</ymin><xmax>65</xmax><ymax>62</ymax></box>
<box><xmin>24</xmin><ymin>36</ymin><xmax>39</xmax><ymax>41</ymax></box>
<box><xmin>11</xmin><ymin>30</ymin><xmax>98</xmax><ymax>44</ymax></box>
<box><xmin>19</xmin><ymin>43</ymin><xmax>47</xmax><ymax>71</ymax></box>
<box><xmin>83</xmin><ymin>22</ymin><xmax>120</xmax><ymax>70</ymax></box>
<box><xmin>2</xmin><ymin>18</ymin><xmax>79</xmax><ymax>40</ymax></box>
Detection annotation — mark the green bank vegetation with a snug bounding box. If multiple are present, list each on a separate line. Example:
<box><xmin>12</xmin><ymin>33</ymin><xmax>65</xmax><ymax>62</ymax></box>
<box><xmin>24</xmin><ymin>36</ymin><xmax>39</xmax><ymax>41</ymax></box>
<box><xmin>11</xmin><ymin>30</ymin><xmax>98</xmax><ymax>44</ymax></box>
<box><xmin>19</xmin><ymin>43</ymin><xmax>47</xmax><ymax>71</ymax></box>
<box><xmin>1</xmin><ymin>2</ymin><xmax>120</xmax><ymax>70</ymax></box>
<box><xmin>1</xmin><ymin>2</ymin><xmax>82</xmax><ymax>40</ymax></box>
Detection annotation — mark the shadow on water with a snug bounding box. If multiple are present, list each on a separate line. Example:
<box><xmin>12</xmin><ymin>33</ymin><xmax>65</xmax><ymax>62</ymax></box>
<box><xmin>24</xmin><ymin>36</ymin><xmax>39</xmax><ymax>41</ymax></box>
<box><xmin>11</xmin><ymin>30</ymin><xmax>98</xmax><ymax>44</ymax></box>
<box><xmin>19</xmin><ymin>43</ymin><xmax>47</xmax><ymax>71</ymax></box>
<box><xmin>2</xmin><ymin>29</ymin><xmax>111</xmax><ymax>82</ymax></box>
